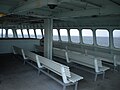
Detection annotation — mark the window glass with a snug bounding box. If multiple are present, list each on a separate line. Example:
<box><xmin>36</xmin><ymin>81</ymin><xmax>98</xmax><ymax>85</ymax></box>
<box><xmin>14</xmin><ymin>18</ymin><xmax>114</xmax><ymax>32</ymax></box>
<box><xmin>29</xmin><ymin>29</ymin><xmax>35</xmax><ymax>38</ymax></box>
<box><xmin>96</xmin><ymin>29</ymin><xmax>109</xmax><ymax>46</ymax></box>
<box><xmin>60</xmin><ymin>29</ymin><xmax>68</xmax><ymax>42</ymax></box>
<box><xmin>22</xmin><ymin>29</ymin><xmax>29</xmax><ymax>38</ymax></box>
<box><xmin>3</xmin><ymin>29</ymin><xmax>6</xmax><ymax>38</ymax></box>
<box><xmin>8</xmin><ymin>29</ymin><xmax>13</xmax><ymax>38</ymax></box>
<box><xmin>53</xmin><ymin>29</ymin><xmax>59</xmax><ymax>41</ymax></box>
<box><xmin>36</xmin><ymin>29</ymin><xmax>42</xmax><ymax>39</ymax></box>
<box><xmin>113</xmin><ymin>30</ymin><xmax>120</xmax><ymax>48</ymax></box>
<box><xmin>42</xmin><ymin>29</ymin><xmax>44</xmax><ymax>36</ymax></box>
<box><xmin>82</xmin><ymin>29</ymin><xmax>93</xmax><ymax>44</ymax></box>
<box><xmin>70</xmin><ymin>29</ymin><xmax>80</xmax><ymax>43</ymax></box>
<box><xmin>16</xmin><ymin>29</ymin><xmax>22</xmax><ymax>38</ymax></box>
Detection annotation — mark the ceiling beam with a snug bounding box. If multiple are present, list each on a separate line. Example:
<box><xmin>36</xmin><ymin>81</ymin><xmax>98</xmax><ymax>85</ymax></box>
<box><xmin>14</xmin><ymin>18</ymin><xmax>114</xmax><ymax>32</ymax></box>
<box><xmin>11</xmin><ymin>0</ymin><xmax>59</xmax><ymax>14</ymax></box>
<box><xmin>60</xmin><ymin>0</ymin><xmax>102</xmax><ymax>8</ymax></box>
<box><xmin>81</xmin><ymin>0</ymin><xmax>102</xmax><ymax>8</ymax></box>
<box><xmin>11</xmin><ymin>0</ymin><xmax>48</xmax><ymax>13</ymax></box>
<box><xmin>109</xmin><ymin>0</ymin><xmax>120</xmax><ymax>6</ymax></box>
<box><xmin>53</xmin><ymin>7</ymin><xmax>120</xmax><ymax>18</ymax></box>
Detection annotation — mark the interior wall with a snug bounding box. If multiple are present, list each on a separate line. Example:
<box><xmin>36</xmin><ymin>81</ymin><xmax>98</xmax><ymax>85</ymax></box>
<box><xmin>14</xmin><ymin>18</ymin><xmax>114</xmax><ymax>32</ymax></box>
<box><xmin>0</xmin><ymin>39</ymin><xmax>40</xmax><ymax>53</ymax></box>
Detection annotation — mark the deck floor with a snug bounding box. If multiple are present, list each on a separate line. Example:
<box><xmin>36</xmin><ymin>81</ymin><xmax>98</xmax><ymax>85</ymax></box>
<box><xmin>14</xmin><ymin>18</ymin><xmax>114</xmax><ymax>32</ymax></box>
<box><xmin>0</xmin><ymin>53</ymin><xmax>120</xmax><ymax>90</ymax></box>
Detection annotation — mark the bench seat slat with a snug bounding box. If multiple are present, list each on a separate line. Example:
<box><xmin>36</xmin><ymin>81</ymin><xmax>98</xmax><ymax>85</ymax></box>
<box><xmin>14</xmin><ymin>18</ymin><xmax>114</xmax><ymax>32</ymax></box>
<box><xmin>99</xmin><ymin>66</ymin><xmax>110</xmax><ymax>72</ymax></box>
<box><xmin>68</xmin><ymin>72</ymin><xmax>83</xmax><ymax>83</ymax></box>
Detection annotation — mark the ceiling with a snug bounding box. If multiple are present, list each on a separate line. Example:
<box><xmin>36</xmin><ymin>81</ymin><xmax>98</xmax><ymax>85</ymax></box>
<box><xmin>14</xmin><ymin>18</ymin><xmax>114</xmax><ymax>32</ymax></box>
<box><xmin>0</xmin><ymin>0</ymin><xmax>120</xmax><ymax>25</ymax></box>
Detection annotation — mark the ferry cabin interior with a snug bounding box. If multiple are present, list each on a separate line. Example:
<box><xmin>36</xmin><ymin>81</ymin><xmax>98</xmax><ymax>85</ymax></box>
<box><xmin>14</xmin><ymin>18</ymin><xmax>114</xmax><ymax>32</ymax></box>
<box><xmin>0</xmin><ymin>0</ymin><xmax>120</xmax><ymax>90</ymax></box>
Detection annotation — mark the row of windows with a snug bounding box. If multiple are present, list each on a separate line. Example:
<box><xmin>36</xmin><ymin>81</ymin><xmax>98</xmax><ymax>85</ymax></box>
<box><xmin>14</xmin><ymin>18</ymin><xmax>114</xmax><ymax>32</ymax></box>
<box><xmin>53</xmin><ymin>29</ymin><xmax>120</xmax><ymax>48</ymax></box>
<box><xmin>0</xmin><ymin>28</ymin><xmax>120</xmax><ymax>48</ymax></box>
<box><xmin>0</xmin><ymin>29</ymin><xmax>43</xmax><ymax>39</ymax></box>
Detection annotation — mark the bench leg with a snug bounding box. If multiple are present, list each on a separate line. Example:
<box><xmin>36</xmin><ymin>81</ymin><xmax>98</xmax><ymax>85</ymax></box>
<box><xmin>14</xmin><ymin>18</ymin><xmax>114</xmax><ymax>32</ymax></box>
<box><xmin>38</xmin><ymin>69</ymin><xmax>42</xmax><ymax>76</ymax></box>
<box><xmin>102</xmin><ymin>71</ymin><xmax>105</xmax><ymax>80</ymax></box>
<box><xmin>94</xmin><ymin>73</ymin><xmax>98</xmax><ymax>81</ymax></box>
<box><xmin>23</xmin><ymin>60</ymin><xmax>26</xmax><ymax>65</ymax></box>
<box><xmin>75</xmin><ymin>82</ymin><xmax>78</xmax><ymax>90</ymax></box>
<box><xmin>63</xmin><ymin>85</ymin><xmax>66</xmax><ymax>90</ymax></box>
<box><xmin>114</xmin><ymin>66</ymin><xmax>119</xmax><ymax>72</ymax></box>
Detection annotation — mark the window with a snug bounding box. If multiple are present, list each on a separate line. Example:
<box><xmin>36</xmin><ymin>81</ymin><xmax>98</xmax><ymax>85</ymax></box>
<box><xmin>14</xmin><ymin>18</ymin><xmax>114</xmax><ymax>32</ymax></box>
<box><xmin>36</xmin><ymin>29</ymin><xmax>42</xmax><ymax>39</ymax></box>
<box><xmin>96</xmin><ymin>29</ymin><xmax>109</xmax><ymax>47</ymax></box>
<box><xmin>42</xmin><ymin>29</ymin><xmax>44</xmax><ymax>36</ymax></box>
<box><xmin>3</xmin><ymin>29</ymin><xmax>6</xmax><ymax>38</ymax></box>
<box><xmin>70</xmin><ymin>29</ymin><xmax>80</xmax><ymax>43</ymax></box>
<box><xmin>8</xmin><ymin>29</ymin><xmax>13</xmax><ymax>38</ymax></box>
<box><xmin>16</xmin><ymin>29</ymin><xmax>22</xmax><ymax>38</ymax></box>
<box><xmin>82</xmin><ymin>29</ymin><xmax>93</xmax><ymax>44</ymax></box>
<box><xmin>22</xmin><ymin>29</ymin><xmax>29</xmax><ymax>38</ymax></box>
<box><xmin>53</xmin><ymin>29</ymin><xmax>59</xmax><ymax>41</ymax></box>
<box><xmin>60</xmin><ymin>29</ymin><xmax>68</xmax><ymax>42</ymax></box>
<box><xmin>113</xmin><ymin>30</ymin><xmax>120</xmax><ymax>48</ymax></box>
<box><xmin>29</xmin><ymin>29</ymin><xmax>35</xmax><ymax>38</ymax></box>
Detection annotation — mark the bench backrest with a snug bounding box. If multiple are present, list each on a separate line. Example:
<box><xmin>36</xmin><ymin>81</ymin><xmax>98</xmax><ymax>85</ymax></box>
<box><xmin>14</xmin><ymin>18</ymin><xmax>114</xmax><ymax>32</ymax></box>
<box><xmin>85</xmin><ymin>49</ymin><xmax>118</xmax><ymax>66</ymax></box>
<box><xmin>34</xmin><ymin>44</ymin><xmax>44</xmax><ymax>53</ymax></box>
<box><xmin>12</xmin><ymin>46</ymin><xmax>23</xmax><ymax>55</ymax></box>
<box><xmin>24</xmin><ymin>50</ymin><xmax>37</xmax><ymax>63</ymax></box>
<box><xmin>36</xmin><ymin>55</ymin><xmax>71</xmax><ymax>83</ymax></box>
<box><xmin>53</xmin><ymin>48</ymin><xmax>66</xmax><ymax>59</ymax></box>
<box><xmin>66</xmin><ymin>50</ymin><xmax>103</xmax><ymax>72</ymax></box>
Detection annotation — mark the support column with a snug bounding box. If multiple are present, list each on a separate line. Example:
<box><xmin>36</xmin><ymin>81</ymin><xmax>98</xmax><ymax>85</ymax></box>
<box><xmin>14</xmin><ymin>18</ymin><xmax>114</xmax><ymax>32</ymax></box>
<box><xmin>44</xmin><ymin>18</ymin><xmax>53</xmax><ymax>60</ymax></box>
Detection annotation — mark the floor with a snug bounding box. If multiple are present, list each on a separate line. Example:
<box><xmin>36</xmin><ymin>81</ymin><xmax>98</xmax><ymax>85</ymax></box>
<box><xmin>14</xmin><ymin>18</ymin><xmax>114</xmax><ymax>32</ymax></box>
<box><xmin>0</xmin><ymin>53</ymin><xmax>120</xmax><ymax>90</ymax></box>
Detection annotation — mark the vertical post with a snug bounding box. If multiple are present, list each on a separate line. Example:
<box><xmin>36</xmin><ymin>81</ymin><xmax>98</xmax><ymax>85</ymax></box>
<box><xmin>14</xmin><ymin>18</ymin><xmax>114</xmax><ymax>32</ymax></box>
<box><xmin>93</xmin><ymin>28</ymin><xmax>97</xmax><ymax>51</ymax></box>
<box><xmin>93</xmin><ymin>28</ymin><xmax>97</xmax><ymax>46</ymax></box>
<box><xmin>67</xmin><ymin>28</ymin><xmax>71</xmax><ymax>43</ymax></box>
<box><xmin>12</xmin><ymin>28</ymin><xmax>17</xmax><ymax>38</ymax></box>
<box><xmin>44</xmin><ymin>18</ymin><xmax>53</xmax><ymax>60</ymax></box>
<box><xmin>79</xmin><ymin>28</ymin><xmax>83</xmax><ymax>44</ymax></box>
<box><xmin>109</xmin><ymin>29</ymin><xmax>114</xmax><ymax>49</ymax></box>
<box><xmin>5</xmin><ymin>28</ymin><xmax>8</xmax><ymax>38</ymax></box>
<box><xmin>26</xmin><ymin>25</ymin><xmax>30</xmax><ymax>38</ymax></box>
<box><xmin>33</xmin><ymin>25</ymin><xmax>37</xmax><ymax>38</ymax></box>
<box><xmin>58</xmin><ymin>29</ymin><xmax>61</xmax><ymax>41</ymax></box>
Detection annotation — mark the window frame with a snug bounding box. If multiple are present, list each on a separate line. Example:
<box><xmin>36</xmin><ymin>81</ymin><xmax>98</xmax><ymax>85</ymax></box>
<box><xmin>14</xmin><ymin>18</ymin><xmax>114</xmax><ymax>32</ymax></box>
<box><xmin>113</xmin><ymin>29</ymin><xmax>120</xmax><ymax>49</ymax></box>
<box><xmin>70</xmin><ymin>29</ymin><xmax>80</xmax><ymax>43</ymax></box>
<box><xmin>82</xmin><ymin>28</ymin><xmax>93</xmax><ymax>45</ymax></box>
<box><xmin>59</xmin><ymin>29</ymin><xmax>68</xmax><ymax>42</ymax></box>
<box><xmin>96</xmin><ymin>29</ymin><xmax>109</xmax><ymax>47</ymax></box>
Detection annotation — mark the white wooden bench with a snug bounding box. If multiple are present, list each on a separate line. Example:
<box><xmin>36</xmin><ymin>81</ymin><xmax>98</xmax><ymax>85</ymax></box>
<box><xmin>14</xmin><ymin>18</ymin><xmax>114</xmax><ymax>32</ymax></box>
<box><xmin>22</xmin><ymin>49</ymin><xmax>83</xmax><ymax>90</ymax></box>
<box><xmin>66</xmin><ymin>50</ymin><xmax>110</xmax><ymax>81</ymax></box>
<box><xmin>36</xmin><ymin>54</ymin><xmax>83</xmax><ymax>90</ymax></box>
<box><xmin>53</xmin><ymin>47</ymin><xmax>110</xmax><ymax>81</ymax></box>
